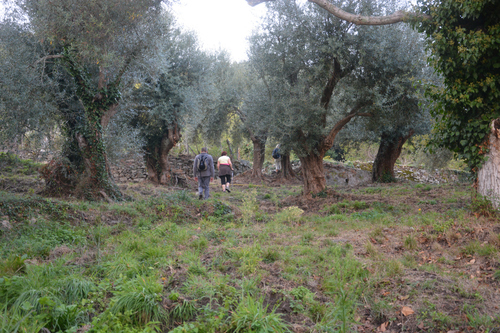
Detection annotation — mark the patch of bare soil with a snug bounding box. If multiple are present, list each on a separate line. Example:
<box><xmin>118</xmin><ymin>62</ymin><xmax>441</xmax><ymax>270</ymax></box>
<box><xmin>49</xmin><ymin>245</ymin><xmax>73</xmax><ymax>260</ymax></box>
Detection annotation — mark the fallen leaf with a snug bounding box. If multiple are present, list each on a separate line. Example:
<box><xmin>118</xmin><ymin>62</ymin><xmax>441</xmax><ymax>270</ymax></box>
<box><xmin>417</xmin><ymin>322</ymin><xmax>424</xmax><ymax>329</ymax></box>
<box><xmin>398</xmin><ymin>295</ymin><xmax>409</xmax><ymax>300</ymax></box>
<box><xmin>401</xmin><ymin>306</ymin><xmax>415</xmax><ymax>316</ymax></box>
<box><xmin>378</xmin><ymin>321</ymin><xmax>389</xmax><ymax>332</ymax></box>
<box><xmin>469</xmin><ymin>259</ymin><xmax>476</xmax><ymax>264</ymax></box>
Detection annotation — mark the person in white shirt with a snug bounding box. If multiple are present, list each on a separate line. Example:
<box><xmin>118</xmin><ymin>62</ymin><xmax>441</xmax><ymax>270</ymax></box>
<box><xmin>217</xmin><ymin>151</ymin><xmax>234</xmax><ymax>193</ymax></box>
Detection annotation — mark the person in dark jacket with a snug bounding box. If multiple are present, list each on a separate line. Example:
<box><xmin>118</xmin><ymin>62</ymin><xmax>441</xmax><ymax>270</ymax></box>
<box><xmin>193</xmin><ymin>147</ymin><xmax>214</xmax><ymax>200</ymax></box>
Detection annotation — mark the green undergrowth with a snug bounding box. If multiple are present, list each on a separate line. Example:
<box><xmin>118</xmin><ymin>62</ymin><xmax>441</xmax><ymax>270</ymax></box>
<box><xmin>0</xmin><ymin>152</ymin><xmax>42</xmax><ymax>175</ymax></box>
<box><xmin>1</xmin><ymin>175</ymin><xmax>499</xmax><ymax>332</ymax></box>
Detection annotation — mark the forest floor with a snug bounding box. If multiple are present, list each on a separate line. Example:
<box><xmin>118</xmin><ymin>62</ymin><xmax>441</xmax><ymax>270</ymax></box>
<box><xmin>1</xmin><ymin>152</ymin><xmax>499</xmax><ymax>333</ymax></box>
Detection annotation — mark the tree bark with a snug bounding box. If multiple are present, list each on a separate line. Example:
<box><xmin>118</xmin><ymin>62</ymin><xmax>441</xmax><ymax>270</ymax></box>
<box><xmin>299</xmin><ymin>153</ymin><xmax>326</xmax><ymax>195</ymax></box>
<box><xmin>145</xmin><ymin>144</ymin><xmax>161</xmax><ymax>184</ymax></box>
<box><xmin>372</xmin><ymin>129</ymin><xmax>414</xmax><ymax>182</ymax></box>
<box><xmin>250</xmin><ymin>135</ymin><xmax>266</xmax><ymax>179</ymax></box>
<box><xmin>279</xmin><ymin>154</ymin><xmax>296</xmax><ymax>179</ymax></box>
<box><xmin>477</xmin><ymin>119</ymin><xmax>500</xmax><ymax>208</ymax></box>
<box><xmin>226</xmin><ymin>139</ymin><xmax>235</xmax><ymax>161</ymax></box>
<box><xmin>295</xmin><ymin>106</ymin><xmax>371</xmax><ymax>195</ymax></box>
<box><xmin>246</xmin><ymin>0</ymin><xmax>431</xmax><ymax>25</ymax></box>
<box><xmin>145</xmin><ymin>125</ymin><xmax>181</xmax><ymax>185</ymax></box>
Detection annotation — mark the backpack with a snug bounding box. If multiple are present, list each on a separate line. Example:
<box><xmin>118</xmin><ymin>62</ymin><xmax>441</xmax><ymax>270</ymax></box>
<box><xmin>197</xmin><ymin>155</ymin><xmax>208</xmax><ymax>172</ymax></box>
<box><xmin>272</xmin><ymin>148</ymin><xmax>280</xmax><ymax>159</ymax></box>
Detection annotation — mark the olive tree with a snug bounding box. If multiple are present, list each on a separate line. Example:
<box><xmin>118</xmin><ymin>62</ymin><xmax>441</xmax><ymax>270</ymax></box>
<box><xmin>5</xmin><ymin>0</ymin><xmax>170</xmax><ymax>200</ymax></box>
<box><xmin>121</xmin><ymin>28</ymin><xmax>228</xmax><ymax>184</ymax></box>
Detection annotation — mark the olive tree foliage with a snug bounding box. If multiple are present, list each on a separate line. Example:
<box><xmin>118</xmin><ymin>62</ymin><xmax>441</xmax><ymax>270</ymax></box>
<box><xmin>182</xmin><ymin>51</ymin><xmax>247</xmax><ymax>154</ymax></box>
<box><xmin>335</xmin><ymin>23</ymin><xmax>435</xmax><ymax>181</ymax></box>
<box><xmin>0</xmin><ymin>20</ymin><xmax>59</xmax><ymax>153</ymax></box>
<box><xmin>238</xmin><ymin>68</ymin><xmax>276</xmax><ymax>178</ymax></box>
<box><xmin>118</xmin><ymin>26</ymin><xmax>222</xmax><ymax>184</ymax></box>
<box><xmin>191</xmin><ymin>60</ymin><xmax>274</xmax><ymax>179</ymax></box>
<box><xmin>247</xmin><ymin>0</ymin><xmax>428</xmax><ymax>194</ymax></box>
<box><xmin>3</xmin><ymin>0</ymin><xmax>171</xmax><ymax>200</ymax></box>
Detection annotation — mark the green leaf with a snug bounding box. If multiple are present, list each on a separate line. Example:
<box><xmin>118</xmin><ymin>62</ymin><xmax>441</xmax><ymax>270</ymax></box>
<box><xmin>38</xmin><ymin>296</ymin><xmax>56</xmax><ymax>307</ymax></box>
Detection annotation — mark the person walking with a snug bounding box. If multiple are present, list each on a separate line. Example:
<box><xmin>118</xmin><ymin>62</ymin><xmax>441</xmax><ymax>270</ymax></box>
<box><xmin>272</xmin><ymin>144</ymin><xmax>281</xmax><ymax>173</ymax></box>
<box><xmin>193</xmin><ymin>147</ymin><xmax>214</xmax><ymax>200</ymax></box>
<box><xmin>217</xmin><ymin>151</ymin><xmax>234</xmax><ymax>193</ymax></box>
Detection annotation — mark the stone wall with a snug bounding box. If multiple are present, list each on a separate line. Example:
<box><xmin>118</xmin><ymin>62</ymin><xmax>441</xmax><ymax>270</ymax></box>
<box><xmin>110</xmin><ymin>155</ymin><xmax>252</xmax><ymax>183</ymax></box>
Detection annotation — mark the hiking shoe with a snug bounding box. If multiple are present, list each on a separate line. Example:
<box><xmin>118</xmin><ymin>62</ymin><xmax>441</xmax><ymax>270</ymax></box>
<box><xmin>198</xmin><ymin>194</ymin><xmax>203</xmax><ymax>200</ymax></box>
<box><xmin>226</xmin><ymin>188</ymin><xmax>231</xmax><ymax>193</ymax></box>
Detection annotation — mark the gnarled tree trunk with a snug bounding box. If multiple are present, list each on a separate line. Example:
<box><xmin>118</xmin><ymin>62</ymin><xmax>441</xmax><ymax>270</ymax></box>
<box><xmin>372</xmin><ymin>129</ymin><xmax>414</xmax><ymax>182</ymax></box>
<box><xmin>279</xmin><ymin>154</ymin><xmax>296</xmax><ymax>179</ymax></box>
<box><xmin>250</xmin><ymin>134</ymin><xmax>267</xmax><ymax>179</ymax></box>
<box><xmin>299</xmin><ymin>153</ymin><xmax>326</xmax><ymax>195</ymax></box>
<box><xmin>297</xmin><ymin>102</ymin><xmax>372</xmax><ymax>195</ymax></box>
<box><xmin>145</xmin><ymin>125</ymin><xmax>181</xmax><ymax>185</ymax></box>
<box><xmin>477</xmin><ymin>119</ymin><xmax>500</xmax><ymax>208</ymax></box>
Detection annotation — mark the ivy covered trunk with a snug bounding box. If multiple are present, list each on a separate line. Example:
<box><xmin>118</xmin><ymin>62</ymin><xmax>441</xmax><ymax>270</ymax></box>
<box><xmin>51</xmin><ymin>51</ymin><xmax>124</xmax><ymax>200</ymax></box>
<box><xmin>477</xmin><ymin>119</ymin><xmax>500</xmax><ymax>208</ymax></box>
<box><xmin>299</xmin><ymin>153</ymin><xmax>326</xmax><ymax>195</ymax></box>
<box><xmin>144</xmin><ymin>125</ymin><xmax>181</xmax><ymax>185</ymax></box>
<box><xmin>250</xmin><ymin>135</ymin><xmax>266</xmax><ymax>178</ymax></box>
<box><xmin>74</xmin><ymin>104</ymin><xmax>121</xmax><ymax>200</ymax></box>
<box><xmin>372</xmin><ymin>130</ymin><xmax>413</xmax><ymax>182</ymax></box>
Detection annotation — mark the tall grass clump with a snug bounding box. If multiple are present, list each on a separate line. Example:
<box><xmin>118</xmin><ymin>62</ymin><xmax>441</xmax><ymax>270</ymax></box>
<box><xmin>110</xmin><ymin>275</ymin><xmax>167</xmax><ymax>326</ymax></box>
<box><xmin>0</xmin><ymin>304</ymin><xmax>46</xmax><ymax>333</ymax></box>
<box><xmin>57</xmin><ymin>276</ymin><xmax>96</xmax><ymax>304</ymax></box>
<box><xmin>230</xmin><ymin>296</ymin><xmax>289</xmax><ymax>333</ymax></box>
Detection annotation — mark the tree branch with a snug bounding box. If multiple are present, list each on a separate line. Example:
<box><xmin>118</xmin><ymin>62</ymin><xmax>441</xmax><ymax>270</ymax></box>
<box><xmin>31</xmin><ymin>54</ymin><xmax>63</xmax><ymax>67</ymax></box>
<box><xmin>321</xmin><ymin>103</ymin><xmax>372</xmax><ymax>154</ymax></box>
<box><xmin>247</xmin><ymin>0</ymin><xmax>431</xmax><ymax>25</ymax></box>
<box><xmin>101</xmin><ymin>104</ymin><xmax>119</xmax><ymax>128</ymax></box>
<box><xmin>113</xmin><ymin>47</ymin><xmax>140</xmax><ymax>86</ymax></box>
<box><xmin>246</xmin><ymin>0</ymin><xmax>274</xmax><ymax>6</ymax></box>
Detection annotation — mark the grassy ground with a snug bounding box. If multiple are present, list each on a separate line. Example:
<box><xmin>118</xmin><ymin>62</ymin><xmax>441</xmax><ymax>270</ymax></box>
<box><xmin>0</xmin><ymin>155</ymin><xmax>499</xmax><ymax>332</ymax></box>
